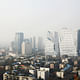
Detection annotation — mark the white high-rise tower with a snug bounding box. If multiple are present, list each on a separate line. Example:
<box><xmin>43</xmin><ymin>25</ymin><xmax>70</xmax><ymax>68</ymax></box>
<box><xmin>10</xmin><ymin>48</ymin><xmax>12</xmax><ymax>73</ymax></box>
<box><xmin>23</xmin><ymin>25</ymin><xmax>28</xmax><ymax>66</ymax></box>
<box><xmin>59</xmin><ymin>28</ymin><xmax>77</xmax><ymax>56</ymax></box>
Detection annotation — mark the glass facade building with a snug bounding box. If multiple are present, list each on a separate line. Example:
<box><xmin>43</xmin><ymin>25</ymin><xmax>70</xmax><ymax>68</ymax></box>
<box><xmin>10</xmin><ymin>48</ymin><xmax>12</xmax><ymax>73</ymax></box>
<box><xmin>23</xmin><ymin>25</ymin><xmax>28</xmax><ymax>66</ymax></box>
<box><xmin>15</xmin><ymin>32</ymin><xmax>24</xmax><ymax>56</ymax></box>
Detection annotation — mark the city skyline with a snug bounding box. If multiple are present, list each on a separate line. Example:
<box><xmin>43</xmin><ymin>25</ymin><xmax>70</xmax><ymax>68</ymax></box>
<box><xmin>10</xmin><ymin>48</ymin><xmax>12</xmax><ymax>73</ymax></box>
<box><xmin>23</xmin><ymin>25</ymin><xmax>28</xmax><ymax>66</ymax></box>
<box><xmin>0</xmin><ymin>28</ymin><xmax>79</xmax><ymax>47</ymax></box>
<box><xmin>0</xmin><ymin>0</ymin><xmax>80</xmax><ymax>45</ymax></box>
<box><xmin>0</xmin><ymin>0</ymin><xmax>80</xmax><ymax>80</ymax></box>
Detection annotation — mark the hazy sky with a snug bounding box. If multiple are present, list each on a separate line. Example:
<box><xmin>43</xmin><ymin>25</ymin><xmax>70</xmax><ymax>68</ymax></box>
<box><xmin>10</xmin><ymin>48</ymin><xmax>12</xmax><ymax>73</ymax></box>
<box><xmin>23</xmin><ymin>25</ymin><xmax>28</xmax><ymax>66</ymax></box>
<box><xmin>0</xmin><ymin>0</ymin><xmax>80</xmax><ymax>45</ymax></box>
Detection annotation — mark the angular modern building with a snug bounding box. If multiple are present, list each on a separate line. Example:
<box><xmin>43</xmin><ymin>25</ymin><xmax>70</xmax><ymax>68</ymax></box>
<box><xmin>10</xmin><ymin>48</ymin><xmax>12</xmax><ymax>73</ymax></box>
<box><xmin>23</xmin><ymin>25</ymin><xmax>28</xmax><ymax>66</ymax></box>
<box><xmin>77</xmin><ymin>30</ymin><xmax>80</xmax><ymax>56</ymax></box>
<box><xmin>45</xmin><ymin>38</ymin><xmax>54</xmax><ymax>56</ymax></box>
<box><xmin>45</xmin><ymin>31</ymin><xmax>60</xmax><ymax>57</ymax></box>
<box><xmin>15</xmin><ymin>32</ymin><xmax>24</xmax><ymax>56</ymax></box>
<box><xmin>59</xmin><ymin>28</ymin><xmax>77</xmax><ymax>56</ymax></box>
<box><xmin>45</xmin><ymin>31</ymin><xmax>55</xmax><ymax>56</ymax></box>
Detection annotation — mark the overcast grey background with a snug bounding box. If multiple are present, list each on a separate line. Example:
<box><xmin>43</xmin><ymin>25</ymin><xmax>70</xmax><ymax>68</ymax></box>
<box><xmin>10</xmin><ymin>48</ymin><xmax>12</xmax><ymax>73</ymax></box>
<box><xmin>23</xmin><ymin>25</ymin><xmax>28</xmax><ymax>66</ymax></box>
<box><xmin>0</xmin><ymin>0</ymin><xmax>80</xmax><ymax>46</ymax></box>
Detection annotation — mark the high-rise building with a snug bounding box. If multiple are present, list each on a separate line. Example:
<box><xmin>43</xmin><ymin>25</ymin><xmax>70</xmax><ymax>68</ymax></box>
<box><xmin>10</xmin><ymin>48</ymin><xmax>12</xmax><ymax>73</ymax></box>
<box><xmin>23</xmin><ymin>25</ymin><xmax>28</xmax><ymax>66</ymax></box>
<box><xmin>45</xmin><ymin>31</ymin><xmax>55</xmax><ymax>56</ymax></box>
<box><xmin>77</xmin><ymin>30</ymin><xmax>80</xmax><ymax>56</ymax></box>
<box><xmin>54</xmin><ymin>32</ymin><xmax>60</xmax><ymax>57</ymax></box>
<box><xmin>59</xmin><ymin>28</ymin><xmax>77</xmax><ymax>56</ymax></box>
<box><xmin>45</xmin><ymin>38</ymin><xmax>54</xmax><ymax>56</ymax></box>
<box><xmin>32</xmin><ymin>37</ymin><xmax>36</xmax><ymax>52</ymax></box>
<box><xmin>38</xmin><ymin>37</ymin><xmax>44</xmax><ymax>53</ymax></box>
<box><xmin>22</xmin><ymin>39</ymin><xmax>32</xmax><ymax>56</ymax></box>
<box><xmin>15</xmin><ymin>32</ymin><xmax>24</xmax><ymax>56</ymax></box>
<box><xmin>45</xmin><ymin>31</ymin><xmax>60</xmax><ymax>57</ymax></box>
<box><xmin>9</xmin><ymin>41</ymin><xmax>16</xmax><ymax>52</ymax></box>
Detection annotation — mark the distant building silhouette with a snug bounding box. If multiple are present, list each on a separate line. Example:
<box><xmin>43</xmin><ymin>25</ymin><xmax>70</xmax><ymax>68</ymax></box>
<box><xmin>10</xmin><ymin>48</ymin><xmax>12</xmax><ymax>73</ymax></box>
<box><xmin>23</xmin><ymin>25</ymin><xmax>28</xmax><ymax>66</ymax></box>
<box><xmin>22</xmin><ymin>39</ymin><xmax>32</xmax><ymax>56</ymax></box>
<box><xmin>15</xmin><ymin>32</ymin><xmax>24</xmax><ymax>56</ymax></box>
<box><xmin>38</xmin><ymin>37</ymin><xmax>44</xmax><ymax>53</ymax></box>
<box><xmin>32</xmin><ymin>37</ymin><xmax>36</xmax><ymax>53</ymax></box>
<box><xmin>77</xmin><ymin>30</ymin><xmax>80</xmax><ymax>56</ymax></box>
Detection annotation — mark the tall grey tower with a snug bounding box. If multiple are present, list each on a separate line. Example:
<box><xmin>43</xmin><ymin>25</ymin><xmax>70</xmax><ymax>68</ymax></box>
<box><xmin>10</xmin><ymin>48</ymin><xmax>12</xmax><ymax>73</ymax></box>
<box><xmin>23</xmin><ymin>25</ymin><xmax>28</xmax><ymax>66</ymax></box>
<box><xmin>32</xmin><ymin>37</ymin><xmax>36</xmax><ymax>52</ymax></box>
<box><xmin>77</xmin><ymin>30</ymin><xmax>80</xmax><ymax>56</ymax></box>
<box><xmin>54</xmin><ymin>32</ymin><xmax>60</xmax><ymax>57</ymax></box>
<box><xmin>15</xmin><ymin>32</ymin><xmax>24</xmax><ymax>56</ymax></box>
<box><xmin>38</xmin><ymin>37</ymin><xmax>44</xmax><ymax>53</ymax></box>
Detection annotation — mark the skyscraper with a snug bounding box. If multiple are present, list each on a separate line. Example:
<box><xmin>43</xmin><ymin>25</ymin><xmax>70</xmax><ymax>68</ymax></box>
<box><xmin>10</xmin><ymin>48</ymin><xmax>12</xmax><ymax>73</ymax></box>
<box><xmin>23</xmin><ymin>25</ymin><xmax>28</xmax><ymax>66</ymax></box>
<box><xmin>9</xmin><ymin>41</ymin><xmax>16</xmax><ymax>52</ymax></box>
<box><xmin>22</xmin><ymin>39</ymin><xmax>32</xmax><ymax>56</ymax></box>
<box><xmin>53</xmin><ymin>32</ymin><xmax>60</xmax><ymax>57</ymax></box>
<box><xmin>38</xmin><ymin>37</ymin><xmax>44</xmax><ymax>53</ymax></box>
<box><xmin>15</xmin><ymin>32</ymin><xmax>24</xmax><ymax>56</ymax></box>
<box><xmin>45</xmin><ymin>31</ymin><xmax>60</xmax><ymax>57</ymax></box>
<box><xmin>77</xmin><ymin>30</ymin><xmax>80</xmax><ymax>56</ymax></box>
<box><xmin>45</xmin><ymin>38</ymin><xmax>54</xmax><ymax>56</ymax></box>
<box><xmin>45</xmin><ymin>31</ymin><xmax>54</xmax><ymax>56</ymax></box>
<box><xmin>59</xmin><ymin>28</ymin><xmax>77</xmax><ymax>56</ymax></box>
<box><xmin>32</xmin><ymin>36</ymin><xmax>36</xmax><ymax>52</ymax></box>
